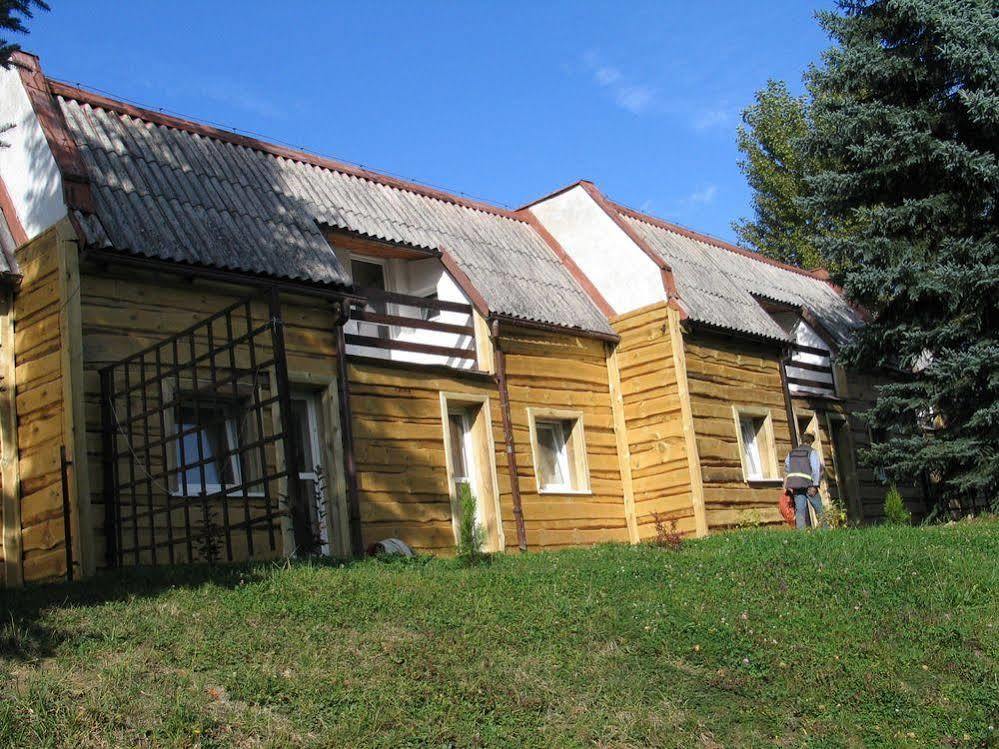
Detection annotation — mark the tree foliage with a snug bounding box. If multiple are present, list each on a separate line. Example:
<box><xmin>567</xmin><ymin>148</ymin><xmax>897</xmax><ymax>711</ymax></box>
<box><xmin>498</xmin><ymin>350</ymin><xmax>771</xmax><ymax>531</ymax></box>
<box><xmin>733</xmin><ymin>80</ymin><xmax>827</xmax><ymax>270</ymax></box>
<box><xmin>803</xmin><ymin>0</ymin><xmax>999</xmax><ymax>508</ymax></box>
<box><xmin>0</xmin><ymin>0</ymin><xmax>47</xmax><ymax>69</ymax></box>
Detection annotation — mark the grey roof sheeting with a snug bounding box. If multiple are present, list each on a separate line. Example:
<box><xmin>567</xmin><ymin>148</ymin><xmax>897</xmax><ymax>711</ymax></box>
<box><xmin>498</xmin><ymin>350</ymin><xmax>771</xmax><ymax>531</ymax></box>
<box><xmin>58</xmin><ymin>95</ymin><xmax>613</xmax><ymax>335</ymax></box>
<box><xmin>622</xmin><ymin>213</ymin><xmax>862</xmax><ymax>345</ymax></box>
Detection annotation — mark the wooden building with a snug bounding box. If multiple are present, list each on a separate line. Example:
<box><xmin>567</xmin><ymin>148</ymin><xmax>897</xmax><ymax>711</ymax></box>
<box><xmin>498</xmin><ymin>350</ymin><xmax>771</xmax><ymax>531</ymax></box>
<box><xmin>0</xmin><ymin>55</ymin><xmax>923</xmax><ymax>586</ymax></box>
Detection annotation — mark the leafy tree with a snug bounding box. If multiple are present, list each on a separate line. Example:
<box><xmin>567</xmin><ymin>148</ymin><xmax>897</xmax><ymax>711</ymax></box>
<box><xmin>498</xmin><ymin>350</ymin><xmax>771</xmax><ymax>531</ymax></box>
<box><xmin>803</xmin><ymin>0</ymin><xmax>999</xmax><ymax>509</ymax></box>
<box><xmin>733</xmin><ymin>80</ymin><xmax>828</xmax><ymax>270</ymax></box>
<box><xmin>0</xmin><ymin>1</ymin><xmax>47</xmax><ymax>68</ymax></box>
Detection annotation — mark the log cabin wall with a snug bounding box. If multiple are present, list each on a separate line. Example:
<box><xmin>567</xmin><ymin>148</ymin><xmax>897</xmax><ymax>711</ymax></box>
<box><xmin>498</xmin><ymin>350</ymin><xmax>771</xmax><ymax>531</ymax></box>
<box><xmin>79</xmin><ymin>262</ymin><xmax>348</xmax><ymax>567</ymax></box>
<box><xmin>76</xmin><ymin>263</ymin><xmax>640</xmax><ymax>563</ymax></box>
<box><xmin>9</xmin><ymin>219</ymin><xmax>86</xmax><ymax>583</ymax></box>
<box><xmin>609</xmin><ymin>302</ymin><xmax>698</xmax><ymax>538</ymax></box>
<box><xmin>347</xmin><ymin>359</ymin><xmax>497</xmax><ymax>554</ymax></box>
<box><xmin>683</xmin><ymin>329</ymin><xmax>794</xmax><ymax>528</ymax></box>
<box><xmin>496</xmin><ymin>324</ymin><xmax>631</xmax><ymax>550</ymax></box>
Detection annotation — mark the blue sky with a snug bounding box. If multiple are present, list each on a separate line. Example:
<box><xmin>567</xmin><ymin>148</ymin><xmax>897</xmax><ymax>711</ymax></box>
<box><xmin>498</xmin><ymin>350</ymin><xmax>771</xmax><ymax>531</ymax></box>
<box><xmin>25</xmin><ymin>1</ymin><xmax>834</xmax><ymax>243</ymax></box>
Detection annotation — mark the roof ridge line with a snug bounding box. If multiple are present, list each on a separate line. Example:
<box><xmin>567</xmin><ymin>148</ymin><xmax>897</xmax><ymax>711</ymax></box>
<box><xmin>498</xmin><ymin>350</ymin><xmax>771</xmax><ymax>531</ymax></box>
<box><xmin>47</xmin><ymin>78</ymin><xmax>530</xmax><ymax>225</ymax></box>
<box><xmin>612</xmin><ymin>199</ymin><xmax>832</xmax><ymax>283</ymax></box>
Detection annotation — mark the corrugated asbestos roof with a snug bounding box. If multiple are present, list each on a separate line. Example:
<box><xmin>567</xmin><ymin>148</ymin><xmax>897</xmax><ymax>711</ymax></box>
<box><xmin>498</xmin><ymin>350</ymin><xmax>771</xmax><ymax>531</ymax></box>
<box><xmin>57</xmin><ymin>94</ymin><xmax>613</xmax><ymax>335</ymax></box>
<box><xmin>622</xmin><ymin>212</ymin><xmax>862</xmax><ymax>345</ymax></box>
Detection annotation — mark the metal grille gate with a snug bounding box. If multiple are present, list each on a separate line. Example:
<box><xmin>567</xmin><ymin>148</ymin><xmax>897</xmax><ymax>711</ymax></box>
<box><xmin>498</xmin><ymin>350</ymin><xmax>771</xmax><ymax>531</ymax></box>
<box><xmin>100</xmin><ymin>290</ymin><xmax>315</xmax><ymax>568</ymax></box>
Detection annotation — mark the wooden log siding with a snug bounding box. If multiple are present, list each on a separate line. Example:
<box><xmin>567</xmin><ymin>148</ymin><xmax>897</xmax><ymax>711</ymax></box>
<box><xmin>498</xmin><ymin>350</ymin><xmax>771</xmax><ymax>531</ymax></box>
<box><xmin>497</xmin><ymin>325</ymin><xmax>631</xmax><ymax>550</ymax></box>
<box><xmin>11</xmin><ymin>222</ymin><xmax>72</xmax><ymax>582</ymax></box>
<box><xmin>346</xmin><ymin>360</ymin><xmax>495</xmax><ymax>553</ymax></box>
<box><xmin>78</xmin><ymin>264</ymin><xmax>346</xmax><ymax>566</ymax></box>
<box><xmin>609</xmin><ymin>303</ymin><xmax>698</xmax><ymax>538</ymax></box>
<box><xmin>683</xmin><ymin>331</ymin><xmax>794</xmax><ymax>528</ymax></box>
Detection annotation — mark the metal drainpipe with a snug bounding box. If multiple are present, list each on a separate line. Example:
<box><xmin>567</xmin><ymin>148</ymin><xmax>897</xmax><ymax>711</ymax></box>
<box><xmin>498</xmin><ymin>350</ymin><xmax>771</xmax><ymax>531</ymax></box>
<box><xmin>490</xmin><ymin>319</ymin><xmax>528</xmax><ymax>552</ymax></box>
<box><xmin>333</xmin><ymin>299</ymin><xmax>364</xmax><ymax>557</ymax></box>
<box><xmin>780</xmin><ymin>347</ymin><xmax>800</xmax><ymax>446</ymax></box>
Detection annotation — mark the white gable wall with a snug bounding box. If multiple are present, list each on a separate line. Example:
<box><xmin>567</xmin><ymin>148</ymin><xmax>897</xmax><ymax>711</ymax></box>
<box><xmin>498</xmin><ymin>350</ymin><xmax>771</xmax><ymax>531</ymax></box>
<box><xmin>0</xmin><ymin>65</ymin><xmax>66</xmax><ymax>240</ymax></box>
<box><xmin>528</xmin><ymin>185</ymin><xmax>664</xmax><ymax>315</ymax></box>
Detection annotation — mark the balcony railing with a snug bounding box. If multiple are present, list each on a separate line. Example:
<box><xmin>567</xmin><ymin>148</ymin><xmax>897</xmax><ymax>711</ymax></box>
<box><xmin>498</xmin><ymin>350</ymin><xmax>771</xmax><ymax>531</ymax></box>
<box><xmin>785</xmin><ymin>343</ymin><xmax>837</xmax><ymax>398</ymax></box>
<box><xmin>346</xmin><ymin>286</ymin><xmax>478</xmax><ymax>368</ymax></box>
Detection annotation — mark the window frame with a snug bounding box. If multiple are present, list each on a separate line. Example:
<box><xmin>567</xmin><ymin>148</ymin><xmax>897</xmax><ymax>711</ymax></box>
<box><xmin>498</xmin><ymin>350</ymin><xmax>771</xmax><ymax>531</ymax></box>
<box><xmin>167</xmin><ymin>394</ymin><xmax>262</xmax><ymax>498</ymax></box>
<box><xmin>526</xmin><ymin>407</ymin><xmax>592</xmax><ymax>495</ymax></box>
<box><xmin>731</xmin><ymin>406</ymin><xmax>781</xmax><ymax>484</ymax></box>
<box><xmin>439</xmin><ymin>392</ymin><xmax>504</xmax><ymax>552</ymax></box>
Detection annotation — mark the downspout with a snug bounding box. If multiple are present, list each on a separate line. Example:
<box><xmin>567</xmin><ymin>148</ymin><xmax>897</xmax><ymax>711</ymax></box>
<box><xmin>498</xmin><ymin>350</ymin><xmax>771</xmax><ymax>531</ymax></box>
<box><xmin>780</xmin><ymin>346</ymin><xmax>800</xmax><ymax>446</ymax></box>
<box><xmin>333</xmin><ymin>299</ymin><xmax>364</xmax><ymax>556</ymax></box>
<box><xmin>490</xmin><ymin>318</ymin><xmax>528</xmax><ymax>551</ymax></box>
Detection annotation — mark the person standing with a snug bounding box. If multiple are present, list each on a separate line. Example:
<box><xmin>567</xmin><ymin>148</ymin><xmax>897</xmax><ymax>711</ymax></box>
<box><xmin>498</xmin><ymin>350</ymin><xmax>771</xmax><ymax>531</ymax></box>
<box><xmin>784</xmin><ymin>433</ymin><xmax>826</xmax><ymax>529</ymax></box>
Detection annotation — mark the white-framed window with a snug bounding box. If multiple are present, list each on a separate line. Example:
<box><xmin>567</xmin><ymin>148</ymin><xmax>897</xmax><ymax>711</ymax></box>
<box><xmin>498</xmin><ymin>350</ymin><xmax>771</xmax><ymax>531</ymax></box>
<box><xmin>527</xmin><ymin>409</ymin><xmax>590</xmax><ymax>494</ymax></box>
<box><xmin>171</xmin><ymin>399</ymin><xmax>260</xmax><ymax>496</ymax></box>
<box><xmin>447</xmin><ymin>408</ymin><xmax>475</xmax><ymax>495</ymax></box>
<box><xmin>732</xmin><ymin>407</ymin><xmax>780</xmax><ymax>482</ymax></box>
<box><xmin>439</xmin><ymin>392</ymin><xmax>503</xmax><ymax>552</ymax></box>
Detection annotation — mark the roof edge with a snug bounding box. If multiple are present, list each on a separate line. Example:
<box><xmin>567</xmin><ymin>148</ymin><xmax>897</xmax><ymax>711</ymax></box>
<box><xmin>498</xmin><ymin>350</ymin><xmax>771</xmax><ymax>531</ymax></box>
<box><xmin>612</xmin><ymin>199</ymin><xmax>834</xmax><ymax>284</ymax></box>
<box><xmin>490</xmin><ymin>312</ymin><xmax>620</xmax><ymax>344</ymax></box>
<box><xmin>46</xmin><ymin>77</ymin><xmax>529</xmax><ymax>225</ymax></box>
<box><xmin>576</xmin><ymin>181</ymin><xmax>689</xmax><ymax>317</ymax></box>
<box><xmin>12</xmin><ymin>52</ymin><xmax>96</xmax><ymax>215</ymax></box>
<box><xmin>0</xmin><ymin>173</ymin><xmax>25</xmax><ymax>279</ymax></box>
<box><xmin>517</xmin><ymin>179</ymin><xmax>590</xmax><ymax>211</ymax></box>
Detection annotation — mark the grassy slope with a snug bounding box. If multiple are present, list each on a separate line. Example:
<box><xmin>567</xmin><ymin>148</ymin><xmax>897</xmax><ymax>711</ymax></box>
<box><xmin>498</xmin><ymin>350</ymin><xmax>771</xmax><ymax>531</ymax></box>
<box><xmin>1</xmin><ymin>522</ymin><xmax>997</xmax><ymax>748</ymax></box>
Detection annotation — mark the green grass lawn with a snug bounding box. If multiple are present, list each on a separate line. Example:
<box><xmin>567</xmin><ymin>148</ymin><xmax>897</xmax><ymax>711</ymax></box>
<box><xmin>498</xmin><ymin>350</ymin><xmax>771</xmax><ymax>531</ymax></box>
<box><xmin>2</xmin><ymin>521</ymin><xmax>997</xmax><ymax>748</ymax></box>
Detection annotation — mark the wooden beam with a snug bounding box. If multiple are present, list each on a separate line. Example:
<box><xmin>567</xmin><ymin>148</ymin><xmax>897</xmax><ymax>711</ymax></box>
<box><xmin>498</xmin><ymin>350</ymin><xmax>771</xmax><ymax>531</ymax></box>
<box><xmin>0</xmin><ymin>289</ymin><xmax>21</xmax><ymax>587</ymax></box>
<box><xmin>350</xmin><ymin>308</ymin><xmax>474</xmax><ymax>336</ymax></box>
<box><xmin>473</xmin><ymin>311</ymin><xmax>494</xmax><ymax>374</ymax></box>
<box><xmin>344</xmin><ymin>334</ymin><xmax>476</xmax><ymax>360</ymax></box>
<box><xmin>605</xmin><ymin>342</ymin><xmax>638</xmax><ymax>544</ymax></box>
<box><xmin>355</xmin><ymin>285</ymin><xmax>472</xmax><ymax>314</ymax></box>
<box><xmin>667</xmin><ymin>306</ymin><xmax>708</xmax><ymax>538</ymax></box>
<box><xmin>57</xmin><ymin>225</ymin><xmax>93</xmax><ymax>577</ymax></box>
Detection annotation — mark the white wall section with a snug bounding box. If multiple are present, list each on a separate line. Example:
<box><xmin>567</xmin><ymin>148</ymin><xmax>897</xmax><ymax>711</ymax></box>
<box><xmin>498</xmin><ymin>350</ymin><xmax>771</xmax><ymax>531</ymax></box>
<box><xmin>0</xmin><ymin>66</ymin><xmax>66</xmax><ymax>240</ymax></box>
<box><xmin>529</xmin><ymin>185</ymin><xmax>664</xmax><ymax>315</ymax></box>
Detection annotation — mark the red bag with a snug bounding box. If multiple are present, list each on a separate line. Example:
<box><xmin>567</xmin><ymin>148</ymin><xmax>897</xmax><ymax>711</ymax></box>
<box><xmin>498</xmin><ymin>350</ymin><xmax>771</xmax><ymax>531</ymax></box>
<box><xmin>778</xmin><ymin>490</ymin><xmax>795</xmax><ymax>527</ymax></box>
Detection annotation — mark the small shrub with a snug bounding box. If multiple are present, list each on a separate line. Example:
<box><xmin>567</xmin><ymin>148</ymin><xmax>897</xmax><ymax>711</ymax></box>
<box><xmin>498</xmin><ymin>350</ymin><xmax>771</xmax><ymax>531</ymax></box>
<box><xmin>824</xmin><ymin>496</ymin><xmax>849</xmax><ymax>529</ymax></box>
<box><xmin>309</xmin><ymin>465</ymin><xmax>329</xmax><ymax>555</ymax></box>
<box><xmin>456</xmin><ymin>483</ymin><xmax>485</xmax><ymax>563</ymax></box>
<box><xmin>883</xmin><ymin>484</ymin><xmax>911</xmax><ymax>525</ymax></box>
<box><xmin>195</xmin><ymin>503</ymin><xmax>223</xmax><ymax>564</ymax></box>
<box><xmin>652</xmin><ymin>512</ymin><xmax>684</xmax><ymax>551</ymax></box>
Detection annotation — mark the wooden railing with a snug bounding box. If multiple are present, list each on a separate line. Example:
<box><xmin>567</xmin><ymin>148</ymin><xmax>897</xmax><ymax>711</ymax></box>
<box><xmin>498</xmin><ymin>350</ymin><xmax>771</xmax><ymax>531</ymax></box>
<box><xmin>785</xmin><ymin>343</ymin><xmax>837</xmax><ymax>398</ymax></box>
<box><xmin>346</xmin><ymin>286</ymin><xmax>477</xmax><ymax>365</ymax></box>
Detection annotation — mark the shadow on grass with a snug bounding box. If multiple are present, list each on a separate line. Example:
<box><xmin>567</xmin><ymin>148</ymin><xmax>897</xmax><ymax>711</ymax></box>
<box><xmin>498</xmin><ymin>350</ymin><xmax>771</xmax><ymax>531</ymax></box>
<box><xmin>0</xmin><ymin>555</ymin><xmax>360</xmax><ymax>663</ymax></box>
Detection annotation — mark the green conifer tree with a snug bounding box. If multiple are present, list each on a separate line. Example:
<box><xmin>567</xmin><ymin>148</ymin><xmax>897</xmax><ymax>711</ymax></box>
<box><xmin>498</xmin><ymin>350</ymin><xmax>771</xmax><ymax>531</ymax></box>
<box><xmin>803</xmin><ymin>0</ymin><xmax>998</xmax><ymax>508</ymax></box>
<box><xmin>0</xmin><ymin>1</ymin><xmax>47</xmax><ymax>68</ymax></box>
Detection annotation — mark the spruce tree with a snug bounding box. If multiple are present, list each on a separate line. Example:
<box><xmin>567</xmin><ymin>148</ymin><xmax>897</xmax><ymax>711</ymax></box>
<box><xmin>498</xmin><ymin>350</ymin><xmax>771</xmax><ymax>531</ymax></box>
<box><xmin>0</xmin><ymin>1</ymin><xmax>47</xmax><ymax>68</ymax></box>
<box><xmin>804</xmin><ymin>0</ymin><xmax>998</xmax><ymax>509</ymax></box>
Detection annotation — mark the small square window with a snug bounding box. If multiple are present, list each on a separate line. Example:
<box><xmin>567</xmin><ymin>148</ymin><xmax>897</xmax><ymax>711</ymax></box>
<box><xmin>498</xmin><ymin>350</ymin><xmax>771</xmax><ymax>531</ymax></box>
<box><xmin>733</xmin><ymin>408</ymin><xmax>779</xmax><ymax>482</ymax></box>
<box><xmin>171</xmin><ymin>398</ymin><xmax>260</xmax><ymax>495</ymax></box>
<box><xmin>528</xmin><ymin>410</ymin><xmax>590</xmax><ymax>493</ymax></box>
